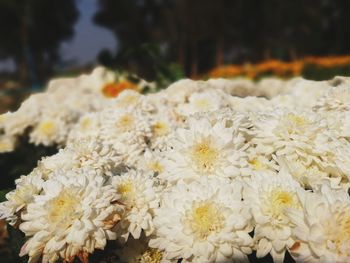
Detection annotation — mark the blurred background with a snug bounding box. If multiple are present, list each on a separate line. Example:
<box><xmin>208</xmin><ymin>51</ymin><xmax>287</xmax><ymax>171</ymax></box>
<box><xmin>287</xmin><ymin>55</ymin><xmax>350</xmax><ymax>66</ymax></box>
<box><xmin>1</xmin><ymin>1</ymin><xmax>350</xmax><ymax>260</ymax></box>
<box><xmin>2</xmin><ymin>0</ymin><xmax>350</xmax><ymax>112</ymax></box>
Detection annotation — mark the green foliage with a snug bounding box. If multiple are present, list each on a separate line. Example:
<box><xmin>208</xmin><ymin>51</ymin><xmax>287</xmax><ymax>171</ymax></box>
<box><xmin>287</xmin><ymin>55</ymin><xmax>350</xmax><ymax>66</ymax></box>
<box><xmin>130</xmin><ymin>44</ymin><xmax>184</xmax><ymax>90</ymax></box>
<box><xmin>0</xmin><ymin>189</ymin><xmax>11</xmax><ymax>202</ymax></box>
<box><xmin>155</xmin><ymin>62</ymin><xmax>184</xmax><ymax>91</ymax></box>
<box><xmin>302</xmin><ymin>64</ymin><xmax>350</xmax><ymax>81</ymax></box>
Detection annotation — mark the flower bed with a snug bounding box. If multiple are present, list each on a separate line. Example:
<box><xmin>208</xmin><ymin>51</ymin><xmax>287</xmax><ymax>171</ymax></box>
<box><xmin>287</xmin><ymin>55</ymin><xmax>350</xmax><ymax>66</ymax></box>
<box><xmin>209</xmin><ymin>55</ymin><xmax>350</xmax><ymax>80</ymax></box>
<box><xmin>1</xmin><ymin>68</ymin><xmax>350</xmax><ymax>262</ymax></box>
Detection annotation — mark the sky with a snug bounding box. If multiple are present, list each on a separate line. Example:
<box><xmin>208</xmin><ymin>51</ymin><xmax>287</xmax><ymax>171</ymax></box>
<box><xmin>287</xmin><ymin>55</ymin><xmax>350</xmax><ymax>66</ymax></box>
<box><xmin>61</xmin><ymin>0</ymin><xmax>117</xmax><ymax>66</ymax></box>
<box><xmin>0</xmin><ymin>0</ymin><xmax>117</xmax><ymax>71</ymax></box>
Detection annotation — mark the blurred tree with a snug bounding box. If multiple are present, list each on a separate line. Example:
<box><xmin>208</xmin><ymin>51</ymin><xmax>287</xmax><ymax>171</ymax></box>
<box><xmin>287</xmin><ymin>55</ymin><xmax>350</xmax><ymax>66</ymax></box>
<box><xmin>94</xmin><ymin>0</ymin><xmax>350</xmax><ymax>77</ymax></box>
<box><xmin>0</xmin><ymin>0</ymin><xmax>78</xmax><ymax>85</ymax></box>
<box><xmin>94</xmin><ymin>0</ymin><xmax>165</xmax><ymax>78</ymax></box>
<box><xmin>94</xmin><ymin>0</ymin><xmax>252</xmax><ymax>77</ymax></box>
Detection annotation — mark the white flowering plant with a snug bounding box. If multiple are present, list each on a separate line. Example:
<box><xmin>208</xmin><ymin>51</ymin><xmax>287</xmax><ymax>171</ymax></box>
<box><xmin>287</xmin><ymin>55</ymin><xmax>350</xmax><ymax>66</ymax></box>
<box><xmin>1</xmin><ymin>67</ymin><xmax>350</xmax><ymax>263</ymax></box>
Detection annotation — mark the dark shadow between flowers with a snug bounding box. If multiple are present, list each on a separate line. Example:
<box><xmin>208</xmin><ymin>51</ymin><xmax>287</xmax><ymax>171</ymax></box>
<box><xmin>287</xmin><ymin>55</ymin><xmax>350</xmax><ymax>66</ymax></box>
<box><xmin>0</xmin><ymin>135</ymin><xmax>58</xmax><ymax>262</ymax></box>
<box><xmin>0</xmin><ymin>135</ymin><xmax>58</xmax><ymax>191</ymax></box>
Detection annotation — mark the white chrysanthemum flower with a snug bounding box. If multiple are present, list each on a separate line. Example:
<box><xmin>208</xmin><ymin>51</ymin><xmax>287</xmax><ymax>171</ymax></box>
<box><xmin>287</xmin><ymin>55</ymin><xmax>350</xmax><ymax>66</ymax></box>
<box><xmin>321</xmin><ymin>111</ymin><xmax>350</xmax><ymax>141</ymax></box>
<box><xmin>161</xmin><ymin>116</ymin><xmax>246</xmax><ymax>184</ymax></box>
<box><xmin>116</xmin><ymin>235</ymin><xmax>173</xmax><ymax>263</ymax></box>
<box><xmin>66</xmin><ymin>138</ymin><xmax>121</xmax><ymax>175</ymax></box>
<box><xmin>313</xmin><ymin>139</ymin><xmax>350</xmax><ymax>189</ymax></box>
<box><xmin>201</xmin><ymin>108</ymin><xmax>254</xmax><ymax>136</ymax></box>
<box><xmin>177</xmin><ymin>90</ymin><xmax>228</xmax><ymax>117</ymax></box>
<box><xmin>0</xmin><ymin>112</ymin><xmax>10</xmax><ymax>130</ymax></box>
<box><xmin>287</xmin><ymin>188</ymin><xmax>350</xmax><ymax>263</ymax></box>
<box><xmin>0</xmin><ymin>67</ymin><xmax>154</xmax><ymax>150</ymax></box>
<box><xmin>79</xmin><ymin>66</ymin><xmax>117</xmax><ymax>95</ymax></box>
<box><xmin>208</xmin><ymin>78</ymin><xmax>256</xmax><ymax>97</ymax></box>
<box><xmin>99</xmin><ymin>108</ymin><xmax>152</xmax><ymax>166</ymax></box>
<box><xmin>280</xmin><ymin>77</ymin><xmax>325</xmax><ymax>96</ymax></box>
<box><xmin>256</xmin><ymin>78</ymin><xmax>286</xmax><ymax>99</ymax></box>
<box><xmin>162</xmin><ymin>79</ymin><xmax>203</xmax><ymax>105</ymax></box>
<box><xmin>18</xmin><ymin>171</ymin><xmax>122</xmax><ymax>263</ymax></box>
<box><xmin>270</xmin><ymin>95</ymin><xmax>304</xmax><ymax>110</ymax></box>
<box><xmin>29</xmin><ymin>117</ymin><xmax>66</xmax><ymax>146</ymax></box>
<box><xmin>277</xmin><ymin>78</ymin><xmax>329</xmax><ymax>109</ymax></box>
<box><xmin>229</xmin><ymin>96</ymin><xmax>270</xmax><ymax>113</ymax></box>
<box><xmin>0</xmin><ymin>134</ymin><xmax>16</xmax><ymax>153</ymax></box>
<box><xmin>3</xmin><ymin>110</ymin><xmax>35</xmax><ymax>136</ymax></box>
<box><xmin>278</xmin><ymin>154</ymin><xmax>343</xmax><ymax>190</ymax></box>
<box><xmin>137</xmin><ymin>150</ymin><xmax>165</xmax><ymax>176</ymax></box>
<box><xmin>252</xmin><ymin>109</ymin><xmax>328</xmax><ymax>160</ymax></box>
<box><xmin>67</xmin><ymin>112</ymin><xmax>101</xmax><ymax>142</ymax></box>
<box><xmin>313</xmin><ymin>84</ymin><xmax>350</xmax><ymax>112</ymax></box>
<box><xmin>0</xmin><ymin>173</ymin><xmax>44</xmax><ymax>226</ymax></box>
<box><xmin>46</xmin><ymin>76</ymin><xmax>78</xmax><ymax>94</ymax></box>
<box><xmin>3</xmin><ymin>93</ymin><xmax>46</xmax><ymax>136</ymax></box>
<box><xmin>149</xmin><ymin>115</ymin><xmax>178</xmax><ymax>151</ymax></box>
<box><xmin>151</xmin><ymin>118</ymin><xmax>172</xmax><ymax>139</ymax></box>
<box><xmin>100</xmin><ymin>108</ymin><xmax>151</xmax><ymax>143</ymax></box>
<box><xmin>111</xmin><ymin>170</ymin><xmax>160</xmax><ymax>242</ymax></box>
<box><xmin>35</xmin><ymin>149</ymin><xmax>77</xmax><ymax>179</ymax></box>
<box><xmin>79</xmin><ymin>67</ymin><xmax>144</xmax><ymax>99</ymax></box>
<box><xmin>149</xmin><ymin>178</ymin><xmax>253</xmax><ymax>263</ymax></box>
<box><xmin>240</xmin><ymin>149</ymin><xmax>279</xmax><ymax>178</ymax></box>
<box><xmin>244</xmin><ymin>173</ymin><xmax>306</xmax><ymax>262</ymax></box>
<box><xmin>113</xmin><ymin>89</ymin><xmax>143</xmax><ymax>110</ymax></box>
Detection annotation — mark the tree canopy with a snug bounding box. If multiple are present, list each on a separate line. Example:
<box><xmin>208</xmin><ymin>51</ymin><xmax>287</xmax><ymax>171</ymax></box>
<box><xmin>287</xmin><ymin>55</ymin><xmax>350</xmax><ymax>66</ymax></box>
<box><xmin>94</xmin><ymin>0</ymin><xmax>350</xmax><ymax>77</ymax></box>
<box><xmin>0</xmin><ymin>0</ymin><xmax>78</xmax><ymax>83</ymax></box>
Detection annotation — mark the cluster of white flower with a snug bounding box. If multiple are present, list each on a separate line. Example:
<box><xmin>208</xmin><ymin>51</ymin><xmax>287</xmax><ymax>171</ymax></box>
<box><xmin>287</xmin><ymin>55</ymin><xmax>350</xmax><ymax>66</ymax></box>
<box><xmin>0</xmin><ymin>67</ymin><xmax>153</xmax><ymax>152</ymax></box>
<box><xmin>1</xmin><ymin>68</ymin><xmax>350</xmax><ymax>263</ymax></box>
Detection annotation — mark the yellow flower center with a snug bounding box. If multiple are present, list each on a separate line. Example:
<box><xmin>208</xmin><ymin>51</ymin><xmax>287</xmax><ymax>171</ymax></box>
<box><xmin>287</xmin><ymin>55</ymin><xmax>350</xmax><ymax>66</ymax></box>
<box><xmin>264</xmin><ymin>188</ymin><xmax>300</xmax><ymax>223</ymax></box>
<box><xmin>191</xmin><ymin>139</ymin><xmax>219</xmax><ymax>172</ymax></box>
<box><xmin>249</xmin><ymin>158</ymin><xmax>267</xmax><ymax>170</ymax></box>
<box><xmin>117</xmin><ymin>114</ymin><xmax>134</xmax><ymax>132</ymax></box>
<box><xmin>38</xmin><ymin>121</ymin><xmax>56</xmax><ymax>136</ymax></box>
<box><xmin>139</xmin><ymin>248</ymin><xmax>163</xmax><ymax>263</ymax></box>
<box><xmin>188</xmin><ymin>201</ymin><xmax>224</xmax><ymax>239</ymax></box>
<box><xmin>280</xmin><ymin>113</ymin><xmax>311</xmax><ymax>135</ymax></box>
<box><xmin>80</xmin><ymin>118</ymin><xmax>92</xmax><ymax>130</ymax></box>
<box><xmin>194</xmin><ymin>98</ymin><xmax>211</xmax><ymax>111</ymax></box>
<box><xmin>326</xmin><ymin>205</ymin><xmax>350</xmax><ymax>256</ymax></box>
<box><xmin>152</xmin><ymin>121</ymin><xmax>170</xmax><ymax>137</ymax></box>
<box><xmin>47</xmin><ymin>190</ymin><xmax>81</xmax><ymax>228</ymax></box>
<box><xmin>117</xmin><ymin>181</ymin><xmax>135</xmax><ymax>207</ymax></box>
<box><xmin>286</xmin><ymin>114</ymin><xmax>308</xmax><ymax>126</ymax></box>
<box><xmin>149</xmin><ymin>161</ymin><xmax>163</xmax><ymax>173</ymax></box>
<box><xmin>274</xmin><ymin>113</ymin><xmax>312</xmax><ymax>137</ymax></box>
<box><xmin>117</xmin><ymin>94</ymin><xmax>139</xmax><ymax>107</ymax></box>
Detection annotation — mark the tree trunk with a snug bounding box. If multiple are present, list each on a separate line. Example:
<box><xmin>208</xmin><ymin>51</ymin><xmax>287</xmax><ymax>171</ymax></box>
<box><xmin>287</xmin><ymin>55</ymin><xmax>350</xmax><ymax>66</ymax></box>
<box><xmin>17</xmin><ymin>56</ymin><xmax>28</xmax><ymax>85</ymax></box>
<box><xmin>215</xmin><ymin>37</ymin><xmax>224</xmax><ymax>67</ymax></box>
<box><xmin>19</xmin><ymin>11</ymin><xmax>29</xmax><ymax>85</ymax></box>
<box><xmin>190</xmin><ymin>42</ymin><xmax>198</xmax><ymax>77</ymax></box>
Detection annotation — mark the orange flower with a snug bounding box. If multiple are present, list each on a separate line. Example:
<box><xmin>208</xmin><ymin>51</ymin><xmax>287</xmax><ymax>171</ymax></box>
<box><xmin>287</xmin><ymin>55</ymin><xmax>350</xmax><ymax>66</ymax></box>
<box><xmin>304</xmin><ymin>55</ymin><xmax>350</xmax><ymax>68</ymax></box>
<box><xmin>102</xmin><ymin>80</ymin><xmax>138</xmax><ymax>98</ymax></box>
<box><xmin>207</xmin><ymin>55</ymin><xmax>350</xmax><ymax>79</ymax></box>
<box><xmin>208</xmin><ymin>65</ymin><xmax>244</xmax><ymax>78</ymax></box>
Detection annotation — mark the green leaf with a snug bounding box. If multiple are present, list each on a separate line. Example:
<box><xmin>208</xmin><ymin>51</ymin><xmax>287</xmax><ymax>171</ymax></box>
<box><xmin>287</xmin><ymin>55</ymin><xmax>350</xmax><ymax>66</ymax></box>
<box><xmin>0</xmin><ymin>189</ymin><xmax>11</xmax><ymax>202</ymax></box>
